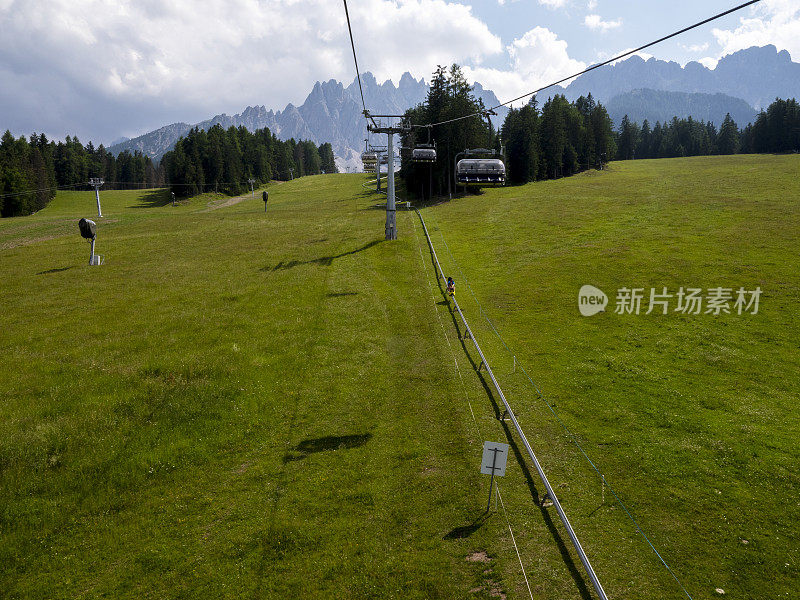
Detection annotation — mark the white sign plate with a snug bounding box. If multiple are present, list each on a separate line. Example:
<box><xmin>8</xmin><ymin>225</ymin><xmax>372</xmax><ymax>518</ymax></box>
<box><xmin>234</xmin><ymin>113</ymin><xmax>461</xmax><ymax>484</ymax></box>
<box><xmin>480</xmin><ymin>441</ymin><xmax>509</xmax><ymax>476</ymax></box>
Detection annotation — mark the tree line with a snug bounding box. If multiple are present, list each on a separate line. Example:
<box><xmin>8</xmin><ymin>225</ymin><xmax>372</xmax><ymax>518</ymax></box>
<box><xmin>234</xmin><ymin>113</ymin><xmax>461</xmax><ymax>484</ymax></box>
<box><xmin>0</xmin><ymin>131</ymin><xmax>163</xmax><ymax>217</ymax></box>
<box><xmin>0</xmin><ymin>123</ymin><xmax>338</xmax><ymax>217</ymax></box>
<box><xmin>161</xmin><ymin>125</ymin><xmax>337</xmax><ymax>197</ymax></box>
<box><xmin>400</xmin><ymin>65</ymin><xmax>499</xmax><ymax>198</ymax></box>
<box><xmin>501</xmin><ymin>93</ymin><xmax>615</xmax><ymax>183</ymax></box>
<box><xmin>401</xmin><ymin>67</ymin><xmax>798</xmax><ymax>194</ymax></box>
<box><xmin>615</xmin><ymin>97</ymin><xmax>799</xmax><ymax>159</ymax></box>
<box><xmin>400</xmin><ymin>65</ymin><xmax>617</xmax><ymax>193</ymax></box>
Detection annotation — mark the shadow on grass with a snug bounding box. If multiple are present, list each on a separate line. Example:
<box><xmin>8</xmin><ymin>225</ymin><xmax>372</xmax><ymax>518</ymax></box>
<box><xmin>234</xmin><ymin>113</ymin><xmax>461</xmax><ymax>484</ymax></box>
<box><xmin>265</xmin><ymin>239</ymin><xmax>381</xmax><ymax>271</ymax></box>
<box><xmin>327</xmin><ymin>291</ymin><xmax>359</xmax><ymax>297</ymax></box>
<box><xmin>416</xmin><ymin>211</ymin><xmax>594</xmax><ymax>600</ymax></box>
<box><xmin>37</xmin><ymin>266</ymin><xmax>75</xmax><ymax>275</ymax></box>
<box><xmin>444</xmin><ymin>512</ymin><xmax>491</xmax><ymax>540</ymax></box>
<box><xmin>129</xmin><ymin>188</ymin><xmax>172</xmax><ymax>209</ymax></box>
<box><xmin>283</xmin><ymin>433</ymin><xmax>372</xmax><ymax>463</ymax></box>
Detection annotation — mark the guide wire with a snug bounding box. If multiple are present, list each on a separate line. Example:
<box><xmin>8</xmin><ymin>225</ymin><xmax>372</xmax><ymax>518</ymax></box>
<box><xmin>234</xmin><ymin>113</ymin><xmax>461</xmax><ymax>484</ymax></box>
<box><xmin>410</xmin><ymin>211</ymin><xmax>534</xmax><ymax>600</ymax></box>
<box><xmin>424</xmin><ymin>210</ymin><xmax>695</xmax><ymax>600</ymax></box>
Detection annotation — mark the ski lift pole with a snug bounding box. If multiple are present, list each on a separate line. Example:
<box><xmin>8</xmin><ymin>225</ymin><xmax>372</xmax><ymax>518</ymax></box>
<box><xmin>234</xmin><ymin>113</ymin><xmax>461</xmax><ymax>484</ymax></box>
<box><xmin>376</xmin><ymin>152</ymin><xmax>381</xmax><ymax>192</ymax></box>
<box><xmin>368</xmin><ymin>115</ymin><xmax>408</xmax><ymax>240</ymax></box>
<box><xmin>386</xmin><ymin>133</ymin><xmax>396</xmax><ymax>240</ymax></box>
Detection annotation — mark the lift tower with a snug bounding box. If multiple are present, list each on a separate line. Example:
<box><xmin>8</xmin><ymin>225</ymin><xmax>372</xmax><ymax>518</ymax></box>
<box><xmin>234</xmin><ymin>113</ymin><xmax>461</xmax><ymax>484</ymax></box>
<box><xmin>367</xmin><ymin>114</ymin><xmax>409</xmax><ymax>240</ymax></box>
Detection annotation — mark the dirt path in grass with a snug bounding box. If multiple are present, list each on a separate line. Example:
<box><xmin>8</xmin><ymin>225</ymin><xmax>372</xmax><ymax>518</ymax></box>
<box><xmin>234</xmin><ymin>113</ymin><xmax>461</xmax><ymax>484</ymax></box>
<box><xmin>200</xmin><ymin>182</ymin><xmax>284</xmax><ymax>213</ymax></box>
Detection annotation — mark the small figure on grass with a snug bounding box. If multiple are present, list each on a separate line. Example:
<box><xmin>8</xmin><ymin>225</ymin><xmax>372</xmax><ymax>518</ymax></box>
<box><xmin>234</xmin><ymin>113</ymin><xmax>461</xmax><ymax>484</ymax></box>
<box><xmin>446</xmin><ymin>277</ymin><xmax>455</xmax><ymax>297</ymax></box>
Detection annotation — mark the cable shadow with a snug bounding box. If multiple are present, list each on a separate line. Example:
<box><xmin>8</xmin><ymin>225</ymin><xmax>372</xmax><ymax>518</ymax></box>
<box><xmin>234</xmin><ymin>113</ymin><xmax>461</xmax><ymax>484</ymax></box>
<box><xmin>419</xmin><ymin>214</ymin><xmax>594</xmax><ymax>600</ymax></box>
<box><xmin>37</xmin><ymin>266</ymin><xmax>75</xmax><ymax>275</ymax></box>
<box><xmin>265</xmin><ymin>239</ymin><xmax>382</xmax><ymax>271</ymax></box>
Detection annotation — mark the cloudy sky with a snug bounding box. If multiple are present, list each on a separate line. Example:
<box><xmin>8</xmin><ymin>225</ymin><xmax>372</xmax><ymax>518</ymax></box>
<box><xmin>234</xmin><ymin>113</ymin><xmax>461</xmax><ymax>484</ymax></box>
<box><xmin>0</xmin><ymin>0</ymin><xmax>797</xmax><ymax>145</ymax></box>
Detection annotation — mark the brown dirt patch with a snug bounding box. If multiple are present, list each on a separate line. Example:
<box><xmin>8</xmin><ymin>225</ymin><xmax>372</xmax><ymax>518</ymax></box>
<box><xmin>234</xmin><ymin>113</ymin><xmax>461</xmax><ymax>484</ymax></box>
<box><xmin>466</xmin><ymin>550</ymin><xmax>492</xmax><ymax>563</ymax></box>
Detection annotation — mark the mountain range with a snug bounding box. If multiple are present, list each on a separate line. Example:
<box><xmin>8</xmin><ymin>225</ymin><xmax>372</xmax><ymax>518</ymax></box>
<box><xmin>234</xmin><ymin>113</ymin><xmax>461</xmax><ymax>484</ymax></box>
<box><xmin>109</xmin><ymin>45</ymin><xmax>800</xmax><ymax>171</ymax></box>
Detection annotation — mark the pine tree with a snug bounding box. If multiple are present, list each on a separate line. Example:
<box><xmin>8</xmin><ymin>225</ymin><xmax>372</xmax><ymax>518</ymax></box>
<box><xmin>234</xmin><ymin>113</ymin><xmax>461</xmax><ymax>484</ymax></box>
<box><xmin>717</xmin><ymin>113</ymin><xmax>740</xmax><ymax>155</ymax></box>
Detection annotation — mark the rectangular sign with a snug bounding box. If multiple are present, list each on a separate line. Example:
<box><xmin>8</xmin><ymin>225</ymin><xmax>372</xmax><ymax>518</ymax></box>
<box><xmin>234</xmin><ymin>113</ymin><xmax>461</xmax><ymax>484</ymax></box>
<box><xmin>480</xmin><ymin>441</ymin><xmax>509</xmax><ymax>477</ymax></box>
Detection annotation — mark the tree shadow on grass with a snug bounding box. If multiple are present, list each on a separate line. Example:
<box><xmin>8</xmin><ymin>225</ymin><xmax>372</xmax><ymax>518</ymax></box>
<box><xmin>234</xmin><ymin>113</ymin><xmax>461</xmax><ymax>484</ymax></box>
<box><xmin>283</xmin><ymin>433</ymin><xmax>372</xmax><ymax>463</ymax></box>
<box><xmin>265</xmin><ymin>239</ymin><xmax>381</xmax><ymax>271</ymax></box>
<box><xmin>416</xmin><ymin>211</ymin><xmax>594</xmax><ymax>600</ymax></box>
<box><xmin>128</xmin><ymin>188</ymin><xmax>172</xmax><ymax>209</ymax></box>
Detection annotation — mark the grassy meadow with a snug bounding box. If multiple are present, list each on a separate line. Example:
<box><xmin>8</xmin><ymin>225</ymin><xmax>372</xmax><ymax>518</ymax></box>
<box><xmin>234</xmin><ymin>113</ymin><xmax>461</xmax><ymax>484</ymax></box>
<box><xmin>1</xmin><ymin>155</ymin><xmax>798</xmax><ymax>599</ymax></box>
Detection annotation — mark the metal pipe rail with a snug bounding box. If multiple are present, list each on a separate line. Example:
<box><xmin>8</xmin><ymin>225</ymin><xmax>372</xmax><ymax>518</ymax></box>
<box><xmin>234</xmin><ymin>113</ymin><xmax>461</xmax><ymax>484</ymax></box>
<box><xmin>415</xmin><ymin>209</ymin><xmax>609</xmax><ymax>600</ymax></box>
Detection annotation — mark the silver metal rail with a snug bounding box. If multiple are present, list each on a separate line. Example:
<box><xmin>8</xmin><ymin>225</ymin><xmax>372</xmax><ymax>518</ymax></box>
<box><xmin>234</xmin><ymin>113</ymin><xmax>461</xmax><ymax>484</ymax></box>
<box><xmin>415</xmin><ymin>209</ymin><xmax>609</xmax><ymax>600</ymax></box>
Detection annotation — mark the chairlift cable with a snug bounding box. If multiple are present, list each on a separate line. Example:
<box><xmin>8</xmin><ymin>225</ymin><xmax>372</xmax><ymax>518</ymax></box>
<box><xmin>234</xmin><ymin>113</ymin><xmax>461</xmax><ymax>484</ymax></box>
<box><xmin>424</xmin><ymin>0</ymin><xmax>762</xmax><ymax>129</ymax></box>
<box><xmin>342</xmin><ymin>0</ymin><xmax>371</xmax><ymax>122</ymax></box>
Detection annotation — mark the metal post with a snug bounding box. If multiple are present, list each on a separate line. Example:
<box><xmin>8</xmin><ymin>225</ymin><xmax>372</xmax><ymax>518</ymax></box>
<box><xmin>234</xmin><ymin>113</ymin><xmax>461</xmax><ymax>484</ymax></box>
<box><xmin>89</xmin><ymin>237</ymin><xmax>95</xmax><ymax>265</ymax></box>
<box><xmin>486</xmin><ymin>447</ymin><xmax>499</xmax><ymax>512</ymax></box>
<box><xmin>89</xmin><ymin>178</ymin><xmax>104</xmax><ymax>217</ymax></box>
<box><xmin>386</xmin><ymin>133</ymin><xmax>396</xmax><ymax>240</ymax></box>
<box><xmin>376</xmin><ymin>154</ymin><xmax>381</xmax><ymax>192</ymax></box>
<box><xmin>248</xmin><ymin>178</ymin><xmax>256</xmax><ymax>197</ymax></box>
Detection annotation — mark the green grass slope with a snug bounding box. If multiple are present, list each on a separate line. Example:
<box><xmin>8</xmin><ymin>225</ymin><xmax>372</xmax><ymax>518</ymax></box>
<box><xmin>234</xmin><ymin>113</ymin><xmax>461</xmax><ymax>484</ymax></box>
<box><xmin>1</xmin><ymin>155</ymin><xmax>798</xmax><ymax>599</ymax></box>
<box><xmin>419</xmin><ymin>154</ymin><xmax>800</xmax><ymax>599</ymax></box>
<box><xmin>0</xmin><ymin>178</ymin><xmax>514</xmax><ymax>599</ymax></box>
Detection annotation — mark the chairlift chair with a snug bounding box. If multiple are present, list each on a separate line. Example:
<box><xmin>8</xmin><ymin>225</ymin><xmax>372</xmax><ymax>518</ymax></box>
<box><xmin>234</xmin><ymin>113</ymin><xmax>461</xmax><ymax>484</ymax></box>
<box><xmin>456</xmin><ymin>154</ymin><xmax>505</xmax><ymax>187</ymax></box>
<box><xmin>361</xmin><ymin>151</ymin><xmax>377</xmax><ymax>166</ymax></box>
<box><xmin>412</xmin><ymin>146</ymin><xmax>437</xmax><ymax>163</ymax></box>
<box><xmin>454</xmin><ymin>112</ymin><xmax>504</xmax><ymax>187</ymax></box>
<box><xmin>412</xmin><ymin>127</ymin><xmax>437</xmax><ymax>163</ymax></box>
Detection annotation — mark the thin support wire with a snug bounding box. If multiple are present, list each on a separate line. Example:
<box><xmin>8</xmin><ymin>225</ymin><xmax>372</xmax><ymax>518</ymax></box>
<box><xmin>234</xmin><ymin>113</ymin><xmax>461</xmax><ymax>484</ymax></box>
<box><xmin>427</xmin><ymin>211</ymin><xmax>694</xmax><ymax>600</ymax></box>
<box><xmin>410</xmin><ymin>212</ymin><xmax>534</xmax><ymax>600</ymax></box>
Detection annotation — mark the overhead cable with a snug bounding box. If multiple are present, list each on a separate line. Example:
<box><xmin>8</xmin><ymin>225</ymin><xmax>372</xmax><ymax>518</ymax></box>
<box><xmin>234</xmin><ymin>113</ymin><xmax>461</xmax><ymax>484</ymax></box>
<box><xmin>426</xmin><ymin>0</ymin><xmax>762</xmax><ymax>128</ymax></box>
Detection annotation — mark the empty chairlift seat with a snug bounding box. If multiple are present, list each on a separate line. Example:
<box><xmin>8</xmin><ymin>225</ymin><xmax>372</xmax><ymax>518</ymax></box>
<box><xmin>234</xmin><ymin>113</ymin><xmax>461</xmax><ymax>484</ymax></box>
<box><xmin>412</xmin><ymin>147</ymin><xmax>436</xmax><ymax>163</ymax></box>
<box><xmin>361</xmin><ymin>151</ymin><xmax>378</xmax><ymax>173</ymax></box>
<box><xmin>456</xmin><ymin>158</ymin><xmax>506</xmax><ymax>186</ymax></box>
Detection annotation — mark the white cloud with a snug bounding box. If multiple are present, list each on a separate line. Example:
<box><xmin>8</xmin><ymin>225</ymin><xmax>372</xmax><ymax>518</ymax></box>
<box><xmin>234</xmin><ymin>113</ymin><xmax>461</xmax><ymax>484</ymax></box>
<box><xmin>587</xmin><ymin>0</ymin><xmax>598</xmax><ymax>9</ymax></box>
<box><xmin>698</xmin><ymin>57</ymin><xmax>719</xmax><ymax>70</ymax></box>
<box><xmin>539</xmin><ymin>0</ymin><xmax>568</xmax><ymax>8</ymax></box>
<box><xmin>0</xmin><ymin>0</ymin><xmax>501</xmax><ymax>142</ymax></box>
<box><xmin>680</xmin><ymin>42</ymin><xmax>710</xmax><ymax>53</ymax></box>
<box><xmin>584</xmin><ymin>14</ymin><xmax>622</xmax><ymax>31</ymax></box>
<box><xmin>464</xmin><ymin>27</ymin><xmax>586</xmax><ymax>105</ymax></box>
<box><xmin>710</xmin><ymin>0</ymin><xmax>800</xmax><ymax>59</ymax></box>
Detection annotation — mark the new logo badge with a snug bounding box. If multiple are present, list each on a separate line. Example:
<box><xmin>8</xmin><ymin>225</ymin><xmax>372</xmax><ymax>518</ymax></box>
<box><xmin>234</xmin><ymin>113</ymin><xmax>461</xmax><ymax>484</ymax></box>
<box><xmin>578</xmin><ymin>285</ymin><xmax>608</xmax><ymax>316</ymax></box>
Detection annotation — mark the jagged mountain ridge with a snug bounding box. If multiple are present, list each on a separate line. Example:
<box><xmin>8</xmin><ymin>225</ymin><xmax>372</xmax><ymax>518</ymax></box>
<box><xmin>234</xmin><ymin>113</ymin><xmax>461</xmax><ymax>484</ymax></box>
<box><xmin>109</xmin><ymin>45</ymin><xmax>800</xmax><ymax>169</ymax></box>
<box><xmin>562</xmin><ymin>45</ymin><xmax>799</xmax><ymax>110</ymax></box>
<box><xmin>108</xmin><ymin>72</ymin><xmax>508</xmax><ymax>172</ymax></box>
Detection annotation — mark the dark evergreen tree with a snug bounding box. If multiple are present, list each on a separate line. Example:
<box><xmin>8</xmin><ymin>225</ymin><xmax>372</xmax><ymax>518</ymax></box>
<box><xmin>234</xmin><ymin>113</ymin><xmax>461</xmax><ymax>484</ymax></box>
<box><xmin>717</xmin><ymin>113</ymin><xmax>740</xmax><ymax>155</ymax></box>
